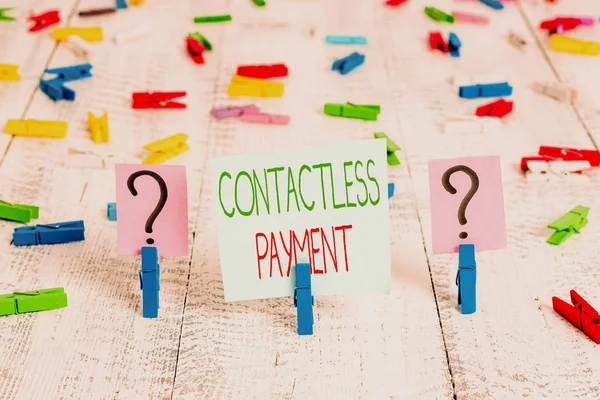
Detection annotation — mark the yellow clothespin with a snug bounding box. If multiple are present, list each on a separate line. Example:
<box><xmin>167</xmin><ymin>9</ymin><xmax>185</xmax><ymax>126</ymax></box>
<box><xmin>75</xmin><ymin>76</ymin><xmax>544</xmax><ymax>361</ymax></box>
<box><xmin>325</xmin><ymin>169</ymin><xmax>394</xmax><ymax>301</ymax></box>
<box><xmin>227</xmin><ymin>75</ymin><xmax>284</xmax><ymax>97</ymax></box>
<box><xmin>129</xmin><ymin>0</ymin><xmax>145</xmax><ymax>4</ymax></box>
<box><xmin>142</xmin><ymin>133</ymin><xmax>189</xmax><ymax>164</ymax></box>
<box><xmin>550</xmin><ymin>34</ymin><xmax>600</xmax><ymax>56</ymax></box>
<box><xmin>4</xmin><ymin>119</ymin><xmax>68</xmax><ymax>138</ymax></box>
<box><xmin>0</xmin><ymin>64</ymin><xmax>21</xmax><ymax>81</ymax></box>
<box><xmin>52</xmin><ymin>27</ymin><xmax>103</xmax><ymax>42</ymax></box>
<box><xmin>88</xmin><ymin>112</ymin><xmax>109</xmax><ymax>143</ymax></box>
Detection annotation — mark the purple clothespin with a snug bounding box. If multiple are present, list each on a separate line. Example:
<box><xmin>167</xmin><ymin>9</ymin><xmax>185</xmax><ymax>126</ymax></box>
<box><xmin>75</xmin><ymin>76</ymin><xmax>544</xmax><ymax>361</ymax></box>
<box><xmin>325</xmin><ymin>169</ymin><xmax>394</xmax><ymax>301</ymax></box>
<box><xmin>210</xmin><ymin>104</ymin><xmax>260</xmax><ymax>119</ymax></box>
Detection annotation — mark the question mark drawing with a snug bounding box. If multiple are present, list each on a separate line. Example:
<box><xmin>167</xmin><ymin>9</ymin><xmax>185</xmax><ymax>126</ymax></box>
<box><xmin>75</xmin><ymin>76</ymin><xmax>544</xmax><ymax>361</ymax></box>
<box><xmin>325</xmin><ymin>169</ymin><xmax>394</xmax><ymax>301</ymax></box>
<box><xmin>127</xmin><ymin>170</ymin><xmax>168</xmax><ymax>245</ymax></box>
<box><xmin>441</xmin><ymin>165</ymin><xmax>479</xmax><ymax>240</ymax></box>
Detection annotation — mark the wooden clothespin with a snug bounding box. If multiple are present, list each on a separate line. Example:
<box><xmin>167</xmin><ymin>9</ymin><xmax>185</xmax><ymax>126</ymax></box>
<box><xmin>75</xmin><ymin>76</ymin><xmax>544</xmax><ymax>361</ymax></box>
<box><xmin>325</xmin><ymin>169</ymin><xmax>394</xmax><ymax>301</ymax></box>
<box><xmin>294</xmin><ymin>263</ymin><xmax>314</xmax><ymax>335</ymax></box>
<box><xmin>13</xmin><ymin>220</ymin><xmax>85</xmax><ymax>246</ymax></box>
<box><xmin>140</xmin><ymin>246</ymin><xmax>160</xmax><ymax>318</ymax></box>
<box><xmin>553</xmin><ymin>290</ymin><xmax>600</xmax><ymax>344</ymax></box>
<box><xmin>0</xmin><ymin>288</ymin><xmax>68</xmax><ymax>316</ymax></box>
<box><xmin>547</xmin><ymin>206</ymin><xmax>589</xmax><ymax>245</ymax></box>
<box><xmin>457</xmin><ymin>244</ymin><xmax>476</xmax><ymax>314</ymax></box>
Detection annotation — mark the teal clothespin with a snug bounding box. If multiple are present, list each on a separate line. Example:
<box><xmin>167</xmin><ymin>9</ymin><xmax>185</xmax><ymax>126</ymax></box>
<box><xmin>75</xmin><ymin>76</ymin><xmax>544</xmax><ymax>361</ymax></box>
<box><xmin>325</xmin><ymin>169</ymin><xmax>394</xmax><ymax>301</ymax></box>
<box><xmin>424</xmin><ymin>6</ymin><xmax>454</xmax><ymax>23</ymax></box>
<box><xmin>547</xmin><ymin>206</ymin><xmax>589</xmax><ymax>245</ymax></box>
<box><xmin>374</xmin><ymin>132</ymin><xmax>401</xmax><ymax>166</ymax></box>
<box><xmin>324</xmin><ymin>102</ymin><xmax>381</xmax><ymax>121</ymax></box>
<box><xmin>188</xmin><ymin>32</ymin><xmax>212</xmax><ymax>51</ymax></box>
<box><xmin>0</xmin><ymin>200</ymin><xmax>39</xmax><ymax>223</ymax></box>
<box><xmin>0</xmin><ymin>7</ymin><xmax>16</xmax><ymax>21</ymax></box>
<box><xmin>0</xmin><ymin>288</ymin><xmax>68</xmax><ymax>316</ymax></box>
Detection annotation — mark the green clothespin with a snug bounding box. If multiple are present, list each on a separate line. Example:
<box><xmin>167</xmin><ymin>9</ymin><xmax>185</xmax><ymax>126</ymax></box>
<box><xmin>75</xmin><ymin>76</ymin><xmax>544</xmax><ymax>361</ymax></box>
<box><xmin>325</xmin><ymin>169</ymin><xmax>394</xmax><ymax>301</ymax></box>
<box><xmin>252</xmin><ymin>0</ymin><xmax>266</xmax><ymax>6</ymax></box>
<box><xmin>0</xmin><ymin>7</ymin><xmax>15</xmax><ymax>21</ymax></box>
<box><xmin>0</xmin><ymin>288</ymin><xmax>68</xmax><ymax>316</ymax></box>
<box><xmin>194</xmin><ymin>14</ymin><xmax>232</xmax><ymax>23</ymax></box>
<box><xmin>374</xmin><ymin>132</ymin><xmax>401</xmax><ymax>166</ymax></box>
<box><xmin>547</xmin><ymin>206</ymin><xmax>589</xmax><ymax>245</ymax></box>
<box><xmin>424</xmin><ymin>6</ymin><xmax>454</xmax><ymax>23</ymax></box>
<box><xmin>0</xmin><ymin>200</ymin><xmax>39</xmax><ymax>223</ymax></box>
<box><xmin>188</xmin><ymin>32</ymin><xmax>212</xmax><ymax>51</ymax></box>
<box><xmin>324</xmin><ymin>102</ymin><xmax>381</xmax><ymax>121</ymax></box>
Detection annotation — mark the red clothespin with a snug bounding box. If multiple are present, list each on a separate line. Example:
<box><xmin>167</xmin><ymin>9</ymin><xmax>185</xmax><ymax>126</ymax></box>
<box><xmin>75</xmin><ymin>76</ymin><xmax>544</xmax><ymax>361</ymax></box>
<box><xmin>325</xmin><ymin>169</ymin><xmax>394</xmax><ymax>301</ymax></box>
<box><xmin>186</xmin><ymin>37</ymin><xmax>205</xmax><ymax>64</ymax></box>
<box><xmin>385</xmin><ymin>0</ymin><xmax>409</xmax><ymax>6</ymax></box>
<box><xmin>520</xmin><ymin>146</ymin><xmax>600</xmax><ymax>172</ymax></box>
<box><xmin>429</xmin><ymin>32</ymin><xmax>448</xmax><ymax>53</ymax></box>
<box><xmin>131</xmin><ymin>92</ymin><xmax>187</xmax><ymax>109</ymax></box>
<box><xmin>236</xmin><ymin>63</ymin><xmax>288</xmax><ymax>79</ymax></box>
<box><xmin>28</xmin><ymin>10</ymin><xmax>60</xmax><ymax>33</ymax></box>
<box><xmin>475</xmin><ymin>99</ymin><xmax>513</xmax><ymax>118</ymax></box>
<box><xmin>553</xmin><ymin>290</ymin><xmax>600</xmax><ymax>344</ymax></box>
<box><xmin>540</xmin><ymin>18</ymin><xmax>581</xmax><ymax>34</ymax></box>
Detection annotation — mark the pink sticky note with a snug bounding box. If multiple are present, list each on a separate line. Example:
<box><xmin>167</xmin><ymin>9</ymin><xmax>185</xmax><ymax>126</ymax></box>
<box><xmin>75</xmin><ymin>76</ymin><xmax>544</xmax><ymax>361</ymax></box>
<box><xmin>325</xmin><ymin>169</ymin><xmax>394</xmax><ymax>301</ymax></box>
<box><xmin>115</xmin><ymin>164</ymin><xmax>188</xmax><ymax>256</ymax></box>
<box><xmin>428</xmin><ymin>156</ymin><xmax>506</xmax><ymax>254</ymax></box>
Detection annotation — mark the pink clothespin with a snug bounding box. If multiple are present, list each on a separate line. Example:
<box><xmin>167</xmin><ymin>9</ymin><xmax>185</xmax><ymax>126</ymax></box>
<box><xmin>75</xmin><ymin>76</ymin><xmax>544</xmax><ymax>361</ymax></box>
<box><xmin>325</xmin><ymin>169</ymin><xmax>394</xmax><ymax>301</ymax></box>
<box><xmin>240</xmin><ymin>110</ymin><xmax>290</xmax><ymax>125</ymax></box>
<box><xmin>210</xmin><ymin>105</ymin><xmax>260</xmax><ymax>119</ymax></box>
<box><xmin>452</xmin><ymin>11</ymin><xmax>489</xmax><ymax>24</ymax></box>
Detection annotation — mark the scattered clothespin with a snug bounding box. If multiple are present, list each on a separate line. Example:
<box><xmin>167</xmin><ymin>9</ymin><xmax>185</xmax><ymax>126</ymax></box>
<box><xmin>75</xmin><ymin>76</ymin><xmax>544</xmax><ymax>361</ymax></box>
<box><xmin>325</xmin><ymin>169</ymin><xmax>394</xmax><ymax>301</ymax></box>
<box><xmin>386</xmin><ymin>0</ymin><xmax>409</xmax><ymax>6</ymax></box>
<box><xmin>0</xmin><ymin>7</ymin><xmax>15</xmax><ymax>21</ymax></box>
<box><xmin>228</xmin><ymin>75</ymin><xmax>284</xmax><ymax>97</ymax></box>
<box><xmin>139</xmin><ymin>246</ymin><xmax>160</xmax><ymax>318</ymax></box>
<box><xmin>52</xmin><ymin>27</ymin><xmax>103</xmax><ymax>42</ymax></box>
<box><xmin>44</xmin><ymin>63</ymin><xmax>93</xmax><ymax>81</ymax></box>
<box><xmin>236</xmin><ymin>63</ymin><xmax>288</xmax><ymax>79</ymax></box>
<box><xmin>113</xmin><ymin>26</ymin><xmax>151</xmax><ymax>44</ymax></box>
<box><xmin>429</xmin><ymin>32</ymin><xmax>448</xmax><ymax>53</ymax></box>
<box><xmin>475</xmin><ymin>99</ymin><xmax>513</xmax><ymax>118</ymax></box>
<box><xmin>0</xmin><ymin>64</ymin><xmax>20</xmax><ymax>81</ymax></box>
<box><xmin>13</xmin><ymin>220</ymin><xmax>85</xmax><ymax>246</ymax></box>
<box><xmin>332</xmin><ymin>52</ymin><xmax>365</xmax><ymax>75</ymax></box>
<box><xmin>116</xmin><ymin>0</ymin><xmax>128</xmax><ymax>9</ymax></box>
<box><xmin>40</xmin><ymin>63</ymin><xmax>92</xmax><ymax>102</ymax></box>
<box><xmin>294</xmin><ymin>263</ymin><xmax>314</xmax><ymax>335</ymax></box>
<box><xmin>28</xmin><ymin>10</ymin><xmax>60</xmax><ymax>32</ymax></box>
<box><xmin>540</xmin><ymin>18</ymin><xmax>582</xmax><ymax>35</ymax></box>
<box><xmin>252</xmin><ymin>0</ymin><xmax>266</xmax><ymax>6</ymax></box>
<box><xmin>132</xmin><ymin>91</ymin><xmax>187</xmax><ymax>109</ymax></box>
<box><xmin>186</xmin><ymin>36</ymin><xmax>206</xmax><ymax>64</ymax></box>
<box><xmin>520</xmin><ymin>146</ymin><xmax>600</xmax><ymax>173</ymax></box>
<box><xmin>553</xmin><ymin>290</ymin><xmax>600</xmax><ymax>344</ymax></box>
<box><xmin>188</xmin><ymin>32</ymin><xmax>212</xmax><ymax>51</ymax></box>
<box><xmin>0</xmin><ymin>288</ymin><xmax>68</xmax><ymax>317</ymax></box>
<box><xmin>40</xmin><ymin>79</ymin><xmax>75</xmax><ymax>101</ymax></box>
<box><xmin>424</xmin><ymin>6</ymin><xmax>454</xmax><ymax>23</ymax></box>
<box><xmin>78</xmin><ymin>7</ymin><xmax>117</xmax><ymax>17</ymax></box>
<box><xmin>194</xmin><ymin>14</ymin><xmax>232</xmax><ymax>23</ymax></box>
<box><xmin>526</xmin><ymin>160</ymin><xmax>591</xmax><ymax>175</ymax></box>
<box><xmin>0</xmin><ymin>201</ymin><xmax>39</xmax><ymax>223</ymax></box>
<box><xmin>239</xmin><ymin>110</ymin><xmax>290</xmax><ymax>125</ymax></box>
<box><xmin>452</xmin><ymin>11</ymin><xmax>489</xmax><ymax>25</ymax></box>
<box><xmin>5</xmin><ymin>119</ymin><xmax>68</xmax><ymax>138</ymax></box>
<box><xmin>388</xmin><ymin>183</ymin><xmax>394</xmax><ymax>198</ymax></box>
<box><xmin>457</xmin><ymin>244</ymin><xmax>476</xmax><ymax>314</ymax></box>
<box><xmin>211</xmin><ymin>105</ymin><xmax>260</xmax><ymax>119</ymax></box>
<box><xmin>531</xmin><ymin>81</ymin><xmax>577</xmax><ymax>103</ymax></box>
<box><xmin>448</xmin><ymin>32</ymin><xmax>461</xmax><ymax>57</ymax></box>
<box><xmin>129</xmin><ymin>0</ymin><xmax>145</xmax><ymax>5</ymax></box>
<box><xmin>508</xmin><ymin>31</ymin><xmax>527</xmax><ymax>49</ymax></box>
<box><xmin>547</xmin><ymin>206</ymin><xmax>589</xmax><ymax>245</ymax></box>
<box><xmin>550</xmin><ymin>34</ymin><xmax>600</xmax><ymax>56</ymax></box>
<box><xmin>107</xmin><ymin>202</ymin><xmax>117</xmax><ymax>221</ymax></box>
<box><xmin>479</xmin><ymin>0</ymin><xmax>503</xmax><ymax>10</ymax></box>
<box><xmin>324</xmin><ymin>102</ymin><xmax>381</xmax><ymax>121</ymax></box>
<box><xmin>459</xmin><ymin>82</ymin><xmax>513</xmax><ymax>98</ymax></box>
<box><xmin>374</xmin><ymin>132</ymin><xmax>401</xmax><ymax>166</ymax></box>
<box><xmin>142</xmin><ymin>133</ymin><xmax>189</xmax><ymax>164</ymax></box>
<box><xmin>325</xmin><ymin>35</ymin><xmax>368</xmax><ymax>45</ymax></box>
<box><xmin>88</xmin><ymin>112</ymin><xmax>109</xmax><ymax>143</ymax></box>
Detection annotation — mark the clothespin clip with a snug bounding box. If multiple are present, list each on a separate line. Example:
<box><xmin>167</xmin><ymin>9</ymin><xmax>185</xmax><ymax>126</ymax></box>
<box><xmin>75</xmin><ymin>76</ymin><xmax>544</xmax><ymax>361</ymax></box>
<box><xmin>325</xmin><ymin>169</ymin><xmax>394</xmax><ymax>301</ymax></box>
<box><xmin>45</xmin><ymin>63</ymin><xmax>93</xmax><ymax>81</ymax></box>
<box><xmin>13</xmin><ymin>220</ymin><xmax>85</xmax><ymax>246</ymax></box>
<box><xmin>547</xmin><ymin>206</ymin><xmax>589</xmax><ymax>245</ymax></box>
<box><xmin>475</xmin><ymin>99</ymin><xmax>513</xmax><ymax>118</ymax></box>
<box><xmin>227</xmin><ymin>75</ymin><xmax>285</xmax><ymax>97</ymax></box>
<box><xmin>132</xmin><ymin>91</ymin><xmax>187</xmax><ymax>109</ymax></box>
<box><xmin>332</xmin><ymin>52</ymin><xmax>365</xmax><ymax>75</ymax></box>
<box><xmin>40</xmin><ymin>63</ymin><xmax>93</xmax><ymax>101</ymax></box>
<box><xmin>142</xmin><ymin>133</ymin><xmax>189</xmax><ymax>164</ymax></box>
<box><xmin>40</xmin><ymin>79</ymin><xmax>76</xmax><ymax>101</ymax></box>
<box><xmin>129</xmin><ymin>0</ymin><xmax>145</xmax><ymax>6</ymax></box>
<box><xmin>194</xmin><ymin>14</ymin><xmax>232</xmax><ymax>23</ymax></box>
<box><xmin>479</xmin><ymin>0</ymin><xmax>503</xmax><ymax>10</ymax></box>
<box><xmin>374</xmin><ymin>132</ymin><xmax>401</xmax><ymax>166</ymax></box>
<box><xmin>0</xmin><ymin>7</ymin><xmax>16</xmax><ymax>21</ymax></box>
<box><xmin>210</xmin><ymin>104</ymin><xmax>260</xmax><ymax>119</ymax></box>
<box><xmin>186</xmin><ymin>36</ymin><xmax>206</xmax><ymax>64</ymax></box>
<box><xmin>88</xmin><ymin>112</ymin><xmax>109</xmax><ymax>143</ymax></box>
<box><xmin>531</xmin><ymin>81</ymin><xmax>577</xmax><ymax>103</ymax></box>
<box><xmin>550</xmin><ymin>34</ymin><xmax>600</xmax><ymax>56</ymax></box>
<box><xmin>5</xmin><ymin>119</ymin><xmax>68</xmax><ymax>138</ymax></box>
<box><xmin>457</xmin><ymin>244</ymin><xmax>476</xmax><ymax>314</ymax></box>
<box><xmin>0</xmin><ymin>201</ymin><xmax>39</xmax><ymax>223</ymax></box>
<box><xmin>540</xmin><ymin>18</ymin><xmax>582</xmax><ymax>34</ymax></box>
<box><xmin>78</xmin><ymin>7</ymin><xmax>117</xmax><ymax>17</ymax></box>
<box><xmin>236</xmin><ymin>63</ymin><xmax>288</xmax><ymax>79</ymax></box>
<box><xmin>424</xmin><ymin>7</ymin><xmax>454</xmax><ymax>23</ymax></box>
<box><xmin>294</xmin><ymin>263</ymin><xmax>314</xmax><ymax>335</ymax></box>
<box><xmin>239</xmin><ymin>110</ymin><xmax>290</xmax><ymax>125</ymax></box>
<box><xmin>252</xmin><ymin>0</ymin><xmax>266</xmax><ymax>7</ymax></box>
<box><xmin>429</xmin><ymin>32</ymin><xmax>448</xmax><ymax>53</ymax></box>
<box><xmin>28</xmin><ymin>10</ymin><xmax>60</xmax><ymax>32</ymax></box>
<box><xmin>553</xmin><ymin>290</ymin><xmax>600</xmax><ymax>344</ymax></box>
<box><xmin>0</xmin><ymin>64</ymin><xmax>21</xmax><ymax>81</ymax></box>
<box><xmin>388</xmin><ymin>183</ymin><xmax>394</xmax><ymax>198</ymax></box>
<box><xmin>452</xmin><ymin>11</ymin><xmax>489</xmax><ymax>25</ymax></box>
<box><xmin>325</xmin><ymin>35</ymin><xmax>367</xmax><ymax>45</ymax></box>
<box><xmin>188</xmin><ymin>32</ymin><xmax>212</xmax><ymax>51</ymax></box>
<box><xmin>116</xmin><ymin>0</ymin><xmax>128</xmax><ymax>9</ymax></box>
<box><xmin>459</xmin><ymin>82</ymin><xmax>513</xmax><ymax>98</ymax></box>
<box><xmin>520</xmin><ymin>146</ymin><xmax>600</xmax><ymax>173</ymax></box>
<box><xmin>139</xmin><ymin>246</ymin><xmax>160</xmax><ymax>318</ymax></box>
<box><xmin>107</xmin><ymin>202</ymin><xmax>117</xmax><ymax>221</ymax></box>
<box><xmin>448</xmin><ymin>32</ymin><xmax>461</xmax><ymax>57</ymax></box>
<box><xmin>385</xmin><ymin>0</ymin><xmax>408</xmax><ymax>6</ymax></box>
<box><xmin>0</xmin><ymin>288</ymin><xmax>68</xmax><ymax>317</ymax></box>
<box><xmin>52</xmin><ymin>27</ymin><xmax>103</xmax><ymax>42</ymax></box>
<box><xmin>324</xmin><ymin>102</ymin><xmax>381</xmax><ymax>121</ymax></box>
<box><xmin>507</xmin><ymin>31</ymin><xmax>527</xmax><ymax>49</ymax></box>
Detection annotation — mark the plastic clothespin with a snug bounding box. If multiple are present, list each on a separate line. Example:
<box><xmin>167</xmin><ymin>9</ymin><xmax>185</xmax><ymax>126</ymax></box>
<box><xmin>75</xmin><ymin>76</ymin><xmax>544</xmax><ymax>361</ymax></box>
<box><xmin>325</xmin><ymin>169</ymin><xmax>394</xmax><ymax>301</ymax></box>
<box><xmin>40</xmin><ymin>79</ymin><xmax>76</xmax><ymax>101</ymax></box>
<box><xmin>448</xmin><ymin>33</ymin><xmax>461</xmax><ymax>57</ymax></box>
<box><xmin>39</xmin><ymin>63</ymin><xmax>92</xmax><ymax>102</ymax></box>
<box><xmin>540</xmin><ymin>18</ymin><xmax>581</xmax><ymax>34</ymax></box>
<box><xmin>228</xmin><ymin>75</ymin><xmax>284</xmax><ymax>97</ymax></box>
<box><xmin>252</xmin><ymin>0</ymin><xmax>266</xmax><ymax>6</ymax></box>
<box><xmin>429</xmin><ymin>32</ymin><xmax>448</xmax><ymax>53</ymax></box>
<box><xmin>194</xmin><ymin>14</ymin><xmax>232</xmax><ymax>23</ymax></box>
<box><xmin>4</xmin><ymin>119</ymin><xmax>68</xmax><ymax>138</ymax></box>
<box><xmin>129</xmin><ymin>0</ymin><xmax>145</xmax><ymax>5</ymax></box>
<box><xmin>239</xmin><ymin>110</ymin><xmax>290</xmax><ymax>125</ymax></box>
<box><xmin>0</xmin><ymin>288</ymin><xmax>68</xmax><ymax>317</ymax></box>
<box><xmin>526</xmin><ymin>160</ymin><xmax>591</xmax><ymax>175</ymax></box>
<box><xmin>0</xmin><ymin>7</ymin><xmax>16</xmax><ymax>21</ymax></box>
<box><xmin>0</xmin><ymin>64</ymin><xmax>21</xmax><ymax>81</ymax></box>
<box><xmin>142</xmin><ymin>133</ymin><xmax>189</xmax><ymax>164</ymax></box>
<box><xmin>531</xmin><ymin>81</ymin><xmax>577</xmax><ymax>103</ymax></box>
<box><xmin>116</xmin><ymin>0</ymin><xmax>128</xmax><ymax>9</ymax></box>
<box><xmin>139</xmin><ymin>246</ymin><xmax>160</xmax><ymax>318</ymax></box>
<box><xmin>459</xmin><ymin>82</ymin><xmax>513</xmax><ymax>99</ymax></box>
<box><xmin>186</xmin><ymin>37</ymin><xmax>206</xmax><ymax>64</ymax></box>
<box><xmin>553</xmin><ymin>290</ymin><xmax>600</xmax><ymax>344</ymax></box>
<box><xmin>107</xmin><ymin>202</ymin><xmax>117</xmax><ymax>221</ymax></box>
<box><xmin>13</xmin><ymin>220</ymin><xmax>85</xmax><ymax>246</ymax></box>
<box><xmin>332</xmin><ymin>52</ymin><xmax>365</xmax><ymax>75</ymax></box>
<box><xmin>132</xmin><ymin>91</ymin><xmax>187</xmax><ymax>109</ymax></box>
<box><xmin>88</xmin><ymin>112</ymin><xmax>109</xmax><ymax>143</ymax></box>
<box><xmin>325</xmin><ymin>35</ymin><xmax>368</xmax><ymax>45</ymax></box>
<box><xmin>388</xmin><ymin>183</ymin><xmax>394</xmax><ymax>198</ymax></box>
<box><xmin>520</xmin><ymin>146</ymin><xmax>600</xmax><ymax>173</ymax></box>
<box><xmin>45</xmin><ymin>63</ymin><xmax>93</xmax><ymax>81</ymax></box>
<box><xmin>374</xmin><ymin>132</ymin><xmax>401</xmax><ymax>166</ymax></box>
<box><xmin>386</xmin><ymin>0</ymin><xmax>408</xmax><ymax>6</ymax></box>
<box><xmin>52</xmin><ymin>27</ymin><xmax>103</xmax><ymax>42</ymax></box>
<box><xmin>475</xmin><ymin>99</ymin><xmax>513</xmax><ymax>118</ymax></box>
<box><xmin>424</xmin><ymin>6</ymin><xmax>454</xmax><ymax>23</ymax></box>
<box><xmin>0</xmin><ymin>201</ymin><xmax>39</xmax><ymax>223</ymax></box>
<box><xmin>550</xmin><ymin>34</ymin><xmax>600</xmax><ymax>55</ymax></box>
<box><xmin>452</xmin><ymin>11</ymin><xmax>488</xmax><ymax>24</ymax></box>
<box><xmin>28</xmin><ymin>10</ymin><xmax>60</xmax><ymax>32</ymax></box>
<box><xmin>324</xmin><ymin>102</ymin><xmax>381</xmax><ymax>121</ymax></box>
<box><xmin>78</xmin><ymin>7</ymin><xmax>117</xmax><ymax>17</ymax></box>
<box><xmin>294</xmin><ymin>263</ymin><xmax>314</xmax><ymax>335</ymax></box>
<box><xmin>457</xmin><ymin>244</ymin><xmax>476</xmax><ymax>314</ymax></box>
<box><xmin>188</xmin><ymin>32</ymin><xmax>212</xmax><ymax>51</ymax></box>
<box><xmin>236</xmin><ymin>63</ymin><xmax>288</xmax><ymax>79</ymax></box>
<box><xmin>479</xmin><ymin>0</ymin><xmax>503</xmax><ymax>10</ymax></box>
<box><xmin>210</xmin><ymin>104</ymin><xmax>260</xmax><ymax>119</ymax></box>
<box><xmin>547</xmin><ymin>206</ymin><xmax>589</xmax><ymax>245</ymax></box>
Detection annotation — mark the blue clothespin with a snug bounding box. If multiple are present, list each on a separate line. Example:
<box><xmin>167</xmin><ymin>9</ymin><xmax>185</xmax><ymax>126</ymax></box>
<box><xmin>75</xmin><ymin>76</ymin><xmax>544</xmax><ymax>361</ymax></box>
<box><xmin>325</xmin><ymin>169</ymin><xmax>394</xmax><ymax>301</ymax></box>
<box><xmin>457</xmin><ymin>244</ymin><xmax>476</xmax><ymax>314</ymax></box>
<box><xmin>44</xmin><ymin>63</ymin><xmax>93</xmax><ymax>82</ymax></box>
<box><xmin>294</xmin><ymin>263</ymin><xmax>314</xmax><ymax>335</ymax></box>
<box><xmin>40</xmin><ymin>64</ymin><xmax>92</xmax><ymax>102</ymax></box>
<box><xmin>332</xmin><ymin>52</ymin><xmax>365</xmax><ymax>75</ymax></box>
<box><xmin>448</xmin><ymin>33</ymin><xmax>461</xmax><ymax>58</ymax></box>
<box><xmin>107</xmin><ymin>203</ymin><xmax>117</xmax><ymax>221</ymax></box>
<box><xmin>13</xmin><ymin>220</ymin><xmax>85</xmax><ymax>246</ymax></box>
<box><xmin>388</xmin><ymin>182</ymin><xmax>394</xmax><ymax>199</ymax></box>
<box><xmin>479</xmin><ymin>0</ymin><xmax>503</xmax><ymax>10</ymax></box>
<box><xmin>40</xmin><ymin>79</ymin><xmax>76</xmax><ymax>101</ymax></box>
<box><xmin>139</xmin><ymin>246</ymin><xmax>160</xmax><ymax>318</ymax></box>
<box><xmin>116</xmin><ymin>0</ymin><xmax>128</xmax><ymax>9</ymax></box>
<box><xmin>459</xmin><ymin>82</ymin><xmax>512</xmax><ymax>99</ymax></box>
<box><xmin>325</xmin><ymin>35</ymin><xmax>367</xmax><ymax>45</ymax></box>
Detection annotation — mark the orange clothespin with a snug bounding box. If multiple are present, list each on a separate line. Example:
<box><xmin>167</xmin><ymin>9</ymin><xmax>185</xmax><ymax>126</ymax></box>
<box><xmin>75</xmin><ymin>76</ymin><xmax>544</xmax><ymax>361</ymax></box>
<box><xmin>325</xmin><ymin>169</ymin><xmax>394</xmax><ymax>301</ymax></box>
<box><xmin>553</xmin><ymin>290</ymin><xmax>600</xmax><ymax>344</ymax></box>
<box><xmin>28</xmin><ymin>10</ymin><xmax>60</xmax><ymax>32</ymax></box>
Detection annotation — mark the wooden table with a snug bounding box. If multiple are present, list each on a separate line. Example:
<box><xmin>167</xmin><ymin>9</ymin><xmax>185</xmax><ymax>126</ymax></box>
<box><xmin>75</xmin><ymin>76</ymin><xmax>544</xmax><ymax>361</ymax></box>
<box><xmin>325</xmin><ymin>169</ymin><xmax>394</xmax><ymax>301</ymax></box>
<box><xmin>1</xmin><ymin>0</ymin><xmax>600</xmax><ymax>399</ymax></box>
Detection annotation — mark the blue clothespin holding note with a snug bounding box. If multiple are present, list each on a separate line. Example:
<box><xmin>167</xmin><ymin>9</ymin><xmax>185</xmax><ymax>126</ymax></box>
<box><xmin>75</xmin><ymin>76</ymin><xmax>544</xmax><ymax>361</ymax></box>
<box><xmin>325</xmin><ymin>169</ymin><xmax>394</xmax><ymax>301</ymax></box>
<box><xmin>332</xmin><ymin>52</ymin><xmax>365</xmax><ymax>75</ymax></box>
<box><xmin>294</xmin><ymin>263</ymin><xmax>314</xmax><ymax>335</ymax></box>
<box><xmin>139</xmin><ymin>246</ymin><xmax>160</xmax><ymax>318</ymax></box>
<box><xmin>13</xmin><ymin>220</ymin><xmax>85</xmax><ymax>246</ymax></box>
<box><xmin>457</xmin><ymin>244</ymin><xmax>476</xmax><ymax>314</ymax></box>
<box><xmin>107</xmin><ymin>202</ymin><xmax>117</xmax><ymax>221</ymax></box>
